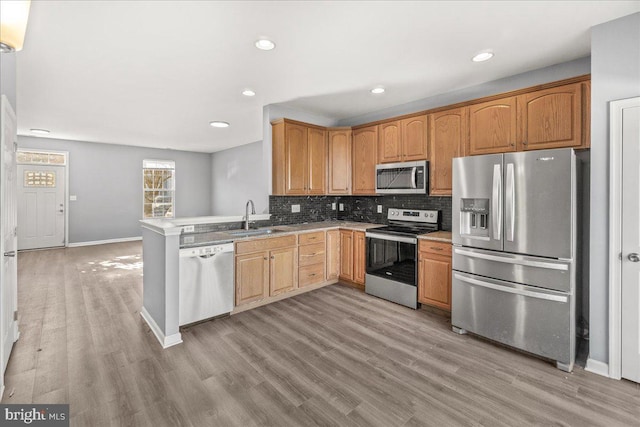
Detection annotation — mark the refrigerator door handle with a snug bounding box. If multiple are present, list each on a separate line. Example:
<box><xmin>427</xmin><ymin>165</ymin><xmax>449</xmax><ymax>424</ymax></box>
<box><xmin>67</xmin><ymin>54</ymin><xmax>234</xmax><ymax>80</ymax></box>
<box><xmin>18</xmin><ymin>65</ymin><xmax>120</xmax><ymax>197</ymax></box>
<box><xmin>454</xmin><ymin>248</ymin><xmax>570</xmax><ymax>271</ymax></box>
<box><xmin>492</xmin><ymin>164</ymin><xmax>502</xmax><ymax>240</ymax></box>
<box><xmin>454</xmin><ymin>273</ymin><xmax>568</xmax><ymax>303</ymax></box>
<box><xmin>505</xmin><ymin>163</ymin><xmax>515</xmax><ymax>242</ymax></box>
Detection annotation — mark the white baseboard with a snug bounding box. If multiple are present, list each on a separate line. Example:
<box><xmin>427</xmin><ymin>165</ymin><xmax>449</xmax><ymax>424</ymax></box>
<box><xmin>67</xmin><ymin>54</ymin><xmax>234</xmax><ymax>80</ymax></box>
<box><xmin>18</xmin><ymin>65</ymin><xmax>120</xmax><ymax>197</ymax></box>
<box><xmin>140</xmin><ymin>307</ymin><xmax>182</xmax><ymax>349</ymax></box>
<box><xmin>67</xmin><ymin>236</ymin><xmax>142</xmax><ymax>247</ymax></box>
<box><xmin>585</xmin><ymin>358</ymin><xmax>610</xmax><ymax>378</ymax></box>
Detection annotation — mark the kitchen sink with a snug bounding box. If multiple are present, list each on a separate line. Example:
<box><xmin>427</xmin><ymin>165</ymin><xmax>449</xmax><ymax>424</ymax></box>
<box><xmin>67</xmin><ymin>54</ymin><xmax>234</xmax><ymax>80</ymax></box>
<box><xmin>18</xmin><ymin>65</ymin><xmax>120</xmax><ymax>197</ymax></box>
<box><xmin>226</xmin><ymin>228</ymin><xmax>285</xmax><ymax>238</ymax></box>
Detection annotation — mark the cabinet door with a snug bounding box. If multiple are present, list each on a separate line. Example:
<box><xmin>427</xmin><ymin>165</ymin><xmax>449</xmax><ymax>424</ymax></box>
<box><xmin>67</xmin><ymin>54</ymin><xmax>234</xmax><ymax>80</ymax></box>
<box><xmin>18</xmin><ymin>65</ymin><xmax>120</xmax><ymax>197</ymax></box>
<box><xmin>401</xmin><ymin>115</ymin><xmax>428</xmax><ymax>161</ymax></box>
<box><xmin>285</xmin><ymin>123</ymin><xmax>308</xmax><ymax>194</ymax></box>
<box><xmin>339</xmin><ymin>230</ymin><xmax>354</xmax><ymax>281</ymax></box>
<box><xmin>235</xmin><ymin>252</ymin><xmax>269</xmax><ymax>306</ymax></box>
<box><xmin>378</xmin><ymin>121</ymin><xmax>402</xmax><ymax>164</ymax></box>
<box><xmin>429</xmin><ymin>108</ymin><xmax>468</xmax><ymax>196</ymax></box>
<box><xmin>518</xmin><ymin>83</ymin><xmax>582</xmax><ymax>150</ymax></box>
<box><xmin>328</xmin><ymin>130</ymin><xmax>352</xmax><ymax>194</ymax></box>
<box><xmin>326</xmin><ymin>230</ymin><xmax>340</xmax><ymax>280</ymax></box>
<box><xmin>270</xmin><ymin>247</ymin><xmax>298</xmax><ymax>296</ymax></box>
<box><xmin>469</xmin><ymin>97</ymin><xmax>517</xmax><ymax>155</ymax></box>
<box><xmin>352</xmin><ymin>126</ymin><xmax>378</xmax><ymax>195</ymax></box>
<box><xmin>418</xmin><ymin>253</ymin><xmax>452</xmax><ymax>310</ymax></box>
<box><xmin>307</xmin><ymin>127</ymin><xmax>327</xmax><ymax>194</ymax></box>
<box><xmin>353</xmin><ymin>231</ymin><xmax>366</xmax><ymax>285</ymax></box>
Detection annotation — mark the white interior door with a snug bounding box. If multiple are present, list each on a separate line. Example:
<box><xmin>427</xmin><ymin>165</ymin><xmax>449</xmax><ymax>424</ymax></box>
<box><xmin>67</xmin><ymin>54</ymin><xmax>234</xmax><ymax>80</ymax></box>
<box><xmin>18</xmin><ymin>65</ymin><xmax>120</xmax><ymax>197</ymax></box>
<box><xmin>17</xmin><ymin>164</ymin><xmax>65</xmax><ymax>250</ymax></box>
<box><xmin>1</xmin><ymin>95</ymin><xmax>19</xmax><ymax>394</ymax></box>
<box><xmin>621</xmin><ymin>102</ymin><xmax>640</xmax><ymax>383</ymax></box>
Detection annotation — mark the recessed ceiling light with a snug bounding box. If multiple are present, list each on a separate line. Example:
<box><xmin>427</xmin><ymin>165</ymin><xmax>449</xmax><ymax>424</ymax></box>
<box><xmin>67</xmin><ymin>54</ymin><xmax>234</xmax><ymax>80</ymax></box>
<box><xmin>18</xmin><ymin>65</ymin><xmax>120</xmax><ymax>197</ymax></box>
<box><xmin>255</xmin><ymin>39</ymin><xmax>275</xmax><ymax>51</ymax></box>
<box><xmin>371</xmin><ymin>87</ymin><xmax>385</xmax><ymax>94</ymax></box>
<box><xmin>30</xmin><ymin>128</ymin><xmax>50</xmax><ymax>135</ymax></box>
<box><xmin>242</xmin><ymin>89</ymin><xmax>256</xmax><ymax>97</ymax></box>
<box><xmin>472</xmin><ymin>50</ymin><xmax>494</xmax><ymax>62</ymax></box>
<box><xmin>209</xmin><ymin>121</ymin><xmax>230</xmax><ymax>128</ymax></box>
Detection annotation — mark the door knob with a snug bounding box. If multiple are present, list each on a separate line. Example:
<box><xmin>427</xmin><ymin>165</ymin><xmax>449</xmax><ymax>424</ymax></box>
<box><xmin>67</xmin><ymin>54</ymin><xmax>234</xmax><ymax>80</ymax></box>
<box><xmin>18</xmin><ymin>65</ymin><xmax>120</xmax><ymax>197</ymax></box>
<box><xmin>4</xmin><ymin>251</ymin><xmax>16</xmax><ymax>257</ymax></box>
<box><xmin>628</xmin><ymin>253</ymin><xmax>640</xmax><ymax>263</ymax></box>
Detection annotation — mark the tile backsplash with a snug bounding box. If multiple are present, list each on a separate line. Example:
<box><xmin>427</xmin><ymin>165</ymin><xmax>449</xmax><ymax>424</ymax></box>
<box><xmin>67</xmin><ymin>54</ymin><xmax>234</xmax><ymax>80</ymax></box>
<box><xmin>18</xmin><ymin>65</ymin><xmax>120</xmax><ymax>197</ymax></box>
<box><xmin>269</xmin><ymin>194</ymin><xmax>452</xmax><ymax>231</ymax></box>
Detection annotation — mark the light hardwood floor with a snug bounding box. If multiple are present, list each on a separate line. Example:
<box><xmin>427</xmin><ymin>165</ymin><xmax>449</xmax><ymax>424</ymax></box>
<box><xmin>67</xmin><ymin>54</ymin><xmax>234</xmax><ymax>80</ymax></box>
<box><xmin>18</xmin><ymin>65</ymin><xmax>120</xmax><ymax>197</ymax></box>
<box><xmin>2</xmin><ymin>242</ymin><xmax>639</xmax><ymax>426</ymax></box>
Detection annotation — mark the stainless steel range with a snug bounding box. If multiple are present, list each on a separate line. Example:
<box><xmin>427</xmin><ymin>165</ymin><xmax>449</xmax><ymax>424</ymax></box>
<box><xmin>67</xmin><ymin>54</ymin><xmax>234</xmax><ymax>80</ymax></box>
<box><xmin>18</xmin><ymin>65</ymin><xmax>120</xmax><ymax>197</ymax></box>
<box><xmin>365</xmin><ymin>208</ymin><xmax>439</xmax><ymax>309</ymax></box>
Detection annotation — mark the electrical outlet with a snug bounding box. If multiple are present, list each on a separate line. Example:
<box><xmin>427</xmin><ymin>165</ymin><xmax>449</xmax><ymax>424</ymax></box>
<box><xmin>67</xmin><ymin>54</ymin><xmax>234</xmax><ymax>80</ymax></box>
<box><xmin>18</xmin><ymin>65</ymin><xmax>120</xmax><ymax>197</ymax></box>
<box><xmin>377</xmin><ymin>205</ymin><xmax>383</xmax><ymax>214</ymax></box>
<box><xmin>69</xmin><ymin>195</ymin><xmax>77</xmax><ymax>201</ymax></box>
<box><xmin>339</xmin><ymin>203</ymin><xmax>344</xmax><ymax>211</ymax></box>
<box><xmin>331</xmin><ymin>202</ymin><xmax>336</xmax><ymax>210</ymax></box>
<box><xmin>183</xmin><ymin>225</ymin><xmax>195</xmax><ymax>233</ymax></box>
<box><xmin>291</xmin><ymin>204</ymin><xmax>301</xmax><ymax>213</ymax></box>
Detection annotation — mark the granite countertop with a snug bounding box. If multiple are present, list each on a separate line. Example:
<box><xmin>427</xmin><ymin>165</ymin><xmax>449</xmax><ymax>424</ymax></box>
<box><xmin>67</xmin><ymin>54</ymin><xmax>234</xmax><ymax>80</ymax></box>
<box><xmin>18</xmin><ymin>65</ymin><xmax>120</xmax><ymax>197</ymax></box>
<box><xmin>180</xmin><ymin>221</ymin><xmax>385</xmax><ymax>248</ymax></box>
<box><xmin>417</xmin><ymin>231</ymin><xmax>452</xmax><ymax>243</ymax></box>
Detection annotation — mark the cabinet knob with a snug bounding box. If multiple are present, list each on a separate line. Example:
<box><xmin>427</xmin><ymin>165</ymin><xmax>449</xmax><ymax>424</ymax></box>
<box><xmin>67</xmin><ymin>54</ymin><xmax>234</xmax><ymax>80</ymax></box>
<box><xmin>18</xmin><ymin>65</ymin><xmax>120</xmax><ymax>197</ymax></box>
<box><xmin>270</xmin><ymin>256</ymin><xmax>275</xmax><ymax>259</ymax></box>
<box><xmin>523</xmin><ymin>140</ymin><xmax>528</xmax><ymax>145</ymax></box>
<box><xmin>263</xmin><ymin>257</ymin><xmax>268</xmax><ymax>260</ymax></box>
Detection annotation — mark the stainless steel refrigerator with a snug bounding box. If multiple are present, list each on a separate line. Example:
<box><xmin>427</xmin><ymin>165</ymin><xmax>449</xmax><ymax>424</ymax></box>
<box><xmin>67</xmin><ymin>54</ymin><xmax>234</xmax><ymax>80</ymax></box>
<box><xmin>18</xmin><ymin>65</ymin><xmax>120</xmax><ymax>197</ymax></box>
<box><xmin>451</xmin><ymin>148</ymin><xmax>579</xmax><ymax>372</ymax></box>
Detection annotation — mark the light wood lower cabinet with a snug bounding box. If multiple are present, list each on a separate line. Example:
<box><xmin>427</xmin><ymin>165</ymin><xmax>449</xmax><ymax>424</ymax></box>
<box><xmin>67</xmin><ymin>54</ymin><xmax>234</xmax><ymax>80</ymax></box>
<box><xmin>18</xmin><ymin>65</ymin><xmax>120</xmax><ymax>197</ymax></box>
<box><xmin>235</xmin><ymin>252</ymin><xmax>270</xmax><ymax>306</ymax></box>
<box><xmin>270</xmin><ymin>247</ymin><xmax>298</xmax><ymax>296</ymax></box>
<box><xmin>326</xmin><ymin>230</ymin><xmax>340</xmax><ymax>280</ymax></box>
<box><xmin>298</xmin><ymin>231</ymin><xmax>326</xmax><ymax>287</ymax></box>
<box><xmin>339</xmin><ymin>229</ymin><xmax>366</xmax><ymax>286</ymax></box>
<box><xmin>418</xmin><ymin>240</ymin><xmax>452</xmax><ymax>311</ymax></box>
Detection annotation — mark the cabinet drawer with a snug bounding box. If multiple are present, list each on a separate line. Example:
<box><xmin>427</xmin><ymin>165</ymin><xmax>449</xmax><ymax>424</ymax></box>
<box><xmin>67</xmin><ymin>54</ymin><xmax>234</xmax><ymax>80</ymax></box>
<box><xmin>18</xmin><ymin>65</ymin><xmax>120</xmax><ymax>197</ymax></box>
<box><xmin>298</xmin><ymin>242</ymin><xmax>326</xmax><ymax>266</ymax></box>
<box><xmin>419</xmin><ymin>240</ymin><xmax>452</xmax><ymax>257</ymax></box>
<box><xmin>298</xmin><ymin>231</ymin><xmax>325</xmax><ymax>245</ymax></box>
<box><xmin>299</xmin><ymin>263</ymin><xmax>325</xmax><ymax>287</ymax></box>
<box><xmin>235</xmin><ymin>235</ymin><xmax>297</xmax><ymax>255</ymax></box>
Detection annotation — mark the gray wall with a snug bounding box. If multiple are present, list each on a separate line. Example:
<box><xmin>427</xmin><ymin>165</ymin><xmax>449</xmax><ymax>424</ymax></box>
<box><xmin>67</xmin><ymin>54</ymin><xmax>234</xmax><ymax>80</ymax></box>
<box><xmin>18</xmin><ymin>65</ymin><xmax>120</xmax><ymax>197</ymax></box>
<box><xmin>18</xmin><ymin>136</ymin><xmax>213</xmax><ymax>244</ymax></box>
<box><xmin>589</xmin><ymin>12</ymin><xmax>640</xmax><ymax>365</ymax></box>
<box><xmin>210</xmin><ymin>140</ymin><xmax>268</xmax><ymax>215</ymax></box>
<box><xmin>0</xmin><ymin>52</ymin><xmax>17</xmax><ymax>110</ymax></box>
<box><xmin>338</xmin><ymin>57</ymin><xmax>591</xmax><ymax>126</ymax></box>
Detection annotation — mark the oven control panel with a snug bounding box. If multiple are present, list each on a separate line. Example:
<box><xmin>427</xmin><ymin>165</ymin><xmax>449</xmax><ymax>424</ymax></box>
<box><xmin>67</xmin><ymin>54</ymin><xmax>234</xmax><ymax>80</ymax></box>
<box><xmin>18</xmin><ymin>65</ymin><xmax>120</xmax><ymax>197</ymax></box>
<box><xmin>387</xmin><ymin>208</ymin><xmax>438</xmax><ymax>223</ymax></box>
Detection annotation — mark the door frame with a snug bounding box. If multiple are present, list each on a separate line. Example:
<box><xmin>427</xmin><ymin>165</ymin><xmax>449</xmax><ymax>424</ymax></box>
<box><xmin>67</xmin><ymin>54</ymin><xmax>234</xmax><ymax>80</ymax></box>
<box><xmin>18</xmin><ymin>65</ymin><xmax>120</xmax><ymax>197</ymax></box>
<box><xmin>17</xmin><ymin>149</ymin><xmax>69</xmax><ymax>248</ymax></box>
<box><xmin>608</xmin><ymin>96</ymin><xmax>640</xmax><ymax>380</ymax></box>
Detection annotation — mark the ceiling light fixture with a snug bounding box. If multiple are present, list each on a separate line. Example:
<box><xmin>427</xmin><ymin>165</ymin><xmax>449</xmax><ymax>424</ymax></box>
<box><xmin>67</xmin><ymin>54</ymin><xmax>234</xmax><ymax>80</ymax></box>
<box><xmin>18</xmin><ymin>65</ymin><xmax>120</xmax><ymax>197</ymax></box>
<box><xmin>255</xmin><ymin>39</ymin><xmax>275</xmax><ymax>51</ymax></box>
<box><xmin>242</xmin><ymin>89</ymin><xmax>256</xmax><ymax>97</ymax></box>
<box><xmin>371</xmin><ymin>87</ymin><xmax>385</xmax><ymax>94</ymax></box>
<box><xmin>209</xmin><ymin>121</ymin><xmax>230</xmax><ymax>128</ymax></box>
<box><xmin>30</xmin><ymin>128</ymin><xmax>50</xmax><ymax>135</ymax></box>
<box><xmin>0</xmin><ymin>0</ymin><xmax>31</xmax><ymax>52</ymax></box>
<box><xmin>472</xmin><ymin>50</ymin><xmax>494</xmax><ymax>62</ymax></box>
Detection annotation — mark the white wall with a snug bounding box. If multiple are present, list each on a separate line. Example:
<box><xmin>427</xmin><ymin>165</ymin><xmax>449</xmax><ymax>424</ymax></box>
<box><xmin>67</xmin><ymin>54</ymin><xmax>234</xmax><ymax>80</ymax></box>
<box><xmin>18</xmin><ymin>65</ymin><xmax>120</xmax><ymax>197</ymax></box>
<box><xmin>589</xmin><ymin>12</ymin><xmax>640</xmax><ymax>365</ymax></box>
<box><xmin>210</xmin><ymin>140</ymin><xmax>267</xmax><ymax>215</ymax></box>
<box><xmin>18</xmin><ymin>136</ymin><xmax>213</xmax><ymax>244</ymax></box>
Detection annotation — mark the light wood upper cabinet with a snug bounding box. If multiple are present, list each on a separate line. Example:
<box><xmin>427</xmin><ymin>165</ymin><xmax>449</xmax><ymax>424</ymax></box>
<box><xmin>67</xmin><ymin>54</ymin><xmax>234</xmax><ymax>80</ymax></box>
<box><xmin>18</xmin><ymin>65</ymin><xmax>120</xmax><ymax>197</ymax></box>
<box><xmin>418</xmin><ymin>240</ymin><xmax>452</xmax><ymax>311</ymax></box>
<box><xmin>518</xmin><ymin>82</ymin><xmax>582</xmax><ymax>151</ymax></box>
<box><xmin>352</xmin><ymin>126</ymin><xmax>378</xmax><ymax>195</ymax></box>
<box><xmin>378</xmin><ymin>115</ymin><xmax>428</xmax><ymax>163</ymax></box>
<box><xmin>401</xmin><ymin>115</ymin><xmax>428</xmax><ymax>161</ymax></box>
<box><xmin>353</xmin><ymin>231</ymin><xmax>366</xmax><ymax>285</ymax></box>
<box><xmin>339</xmin><ymin>229</ymin><xmax>354</xmax><ymax>281</ymax></box>
<box><xmin>378</xmin><ymin>121</ymin><xmax>402</xmax><ymax>163</ymax></box>
<box><xmin>429</xmin><ymin>107</ymin><xmax>468</xmax><ymax>196</ymax></box>
<box><xmin>326</xmin><ymin>230</ymin><xmax>340</xmax><ymax>280</ymax></box>
<box><xmin>469</xmin><ymin>97</ymin><xmax>517</xmax><ymax>155</ymax></box>
<box><xmin>328</xmin><ymin>129</ymin><xmax>352</xmax><ymax>194</ymax></box>
<box><xmin>272</xmin><ymin>119</ymin><xmax>327</xmax><ymax>195</ymax></box>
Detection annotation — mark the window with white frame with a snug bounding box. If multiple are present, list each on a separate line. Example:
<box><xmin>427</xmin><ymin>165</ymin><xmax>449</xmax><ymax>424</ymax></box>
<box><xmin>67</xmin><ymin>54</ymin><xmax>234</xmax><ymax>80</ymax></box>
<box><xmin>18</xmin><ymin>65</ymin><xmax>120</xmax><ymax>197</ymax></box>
<box><xmin>143</xmin><ymin>159</ymin><xmax>175</xmax><ymax>218</ymax></box>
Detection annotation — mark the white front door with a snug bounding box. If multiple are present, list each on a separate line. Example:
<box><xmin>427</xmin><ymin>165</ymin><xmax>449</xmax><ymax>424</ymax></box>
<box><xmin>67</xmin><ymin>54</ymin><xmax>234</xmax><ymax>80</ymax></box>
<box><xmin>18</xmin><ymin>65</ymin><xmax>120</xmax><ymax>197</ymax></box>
<box><xmin>17</xmin><ymin>164</ymin><xmax>65</xmax><ymax>250</ymax></box>
<box><xmin>621</xmin><ymin>102</ymin><xmax>640</xmax><ymax>383</ymax></box>
<box><xmin>1</xmin><ymin>95</ymin><xmax>19</xmax><ymax>392</ymax></box>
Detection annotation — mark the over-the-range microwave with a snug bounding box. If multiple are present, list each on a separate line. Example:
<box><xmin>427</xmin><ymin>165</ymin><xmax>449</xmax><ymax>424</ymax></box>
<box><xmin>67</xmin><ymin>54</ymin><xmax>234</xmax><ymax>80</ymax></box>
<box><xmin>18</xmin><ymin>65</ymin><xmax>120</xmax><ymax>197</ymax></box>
<box><xmin>375</xmin><ymin>160</ymin><xmax>429</xmax><ymax>194</ymax></box>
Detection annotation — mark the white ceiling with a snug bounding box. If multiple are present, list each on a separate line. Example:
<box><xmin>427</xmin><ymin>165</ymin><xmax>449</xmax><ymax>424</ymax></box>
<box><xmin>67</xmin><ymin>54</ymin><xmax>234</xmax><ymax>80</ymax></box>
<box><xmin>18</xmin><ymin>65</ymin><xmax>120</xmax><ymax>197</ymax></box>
<box><xmin>15</xmin><ymin>1</ymin><xmax>640</xmax><ymax>153</ymax></box>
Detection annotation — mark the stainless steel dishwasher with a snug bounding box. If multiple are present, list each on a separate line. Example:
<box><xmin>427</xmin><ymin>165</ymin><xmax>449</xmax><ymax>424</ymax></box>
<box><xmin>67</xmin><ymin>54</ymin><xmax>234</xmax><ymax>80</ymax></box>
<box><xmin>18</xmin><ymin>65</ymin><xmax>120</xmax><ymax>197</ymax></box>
<box><xmin>179</xmin><ymin>242</ymin><xmax>234</xmax><ymax>326</ymax></box>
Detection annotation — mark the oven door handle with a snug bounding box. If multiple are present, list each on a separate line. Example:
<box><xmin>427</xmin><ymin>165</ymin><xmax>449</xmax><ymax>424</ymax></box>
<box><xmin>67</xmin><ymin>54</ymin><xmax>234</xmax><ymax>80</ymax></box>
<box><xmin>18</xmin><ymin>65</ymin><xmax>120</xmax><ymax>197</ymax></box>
<box><xmin>365</xmin><ymin>232</ymin><xmax>417</xmax><ymax>244</ymax></box>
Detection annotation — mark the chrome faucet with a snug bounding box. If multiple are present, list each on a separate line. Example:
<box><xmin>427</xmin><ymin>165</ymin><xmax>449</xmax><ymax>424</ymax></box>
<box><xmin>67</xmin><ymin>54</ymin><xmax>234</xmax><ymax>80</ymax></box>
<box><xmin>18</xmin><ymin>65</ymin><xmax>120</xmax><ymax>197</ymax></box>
<box><xmin>245</xmin><ymin>200</ymin><xmax>256</xmax><ymax>230</ymax></box>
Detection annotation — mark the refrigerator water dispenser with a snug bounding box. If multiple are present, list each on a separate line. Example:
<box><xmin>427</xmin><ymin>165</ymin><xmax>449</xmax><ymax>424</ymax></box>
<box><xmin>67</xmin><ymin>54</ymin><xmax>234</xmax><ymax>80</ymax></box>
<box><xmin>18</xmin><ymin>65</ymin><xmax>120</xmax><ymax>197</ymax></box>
<box><xmin>460</xmin><ymin>198</ymin><xmax>490</xmax><ymax>238</ymax></box>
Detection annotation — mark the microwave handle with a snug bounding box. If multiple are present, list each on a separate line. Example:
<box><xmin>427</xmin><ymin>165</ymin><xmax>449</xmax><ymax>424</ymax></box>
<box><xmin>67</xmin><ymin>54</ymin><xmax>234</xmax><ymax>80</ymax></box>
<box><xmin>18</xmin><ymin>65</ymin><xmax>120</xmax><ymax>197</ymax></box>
<box><xmin>411</xmin><ymin>167</ymin><xmax>417</xmax><ymax>189</ymax></box>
